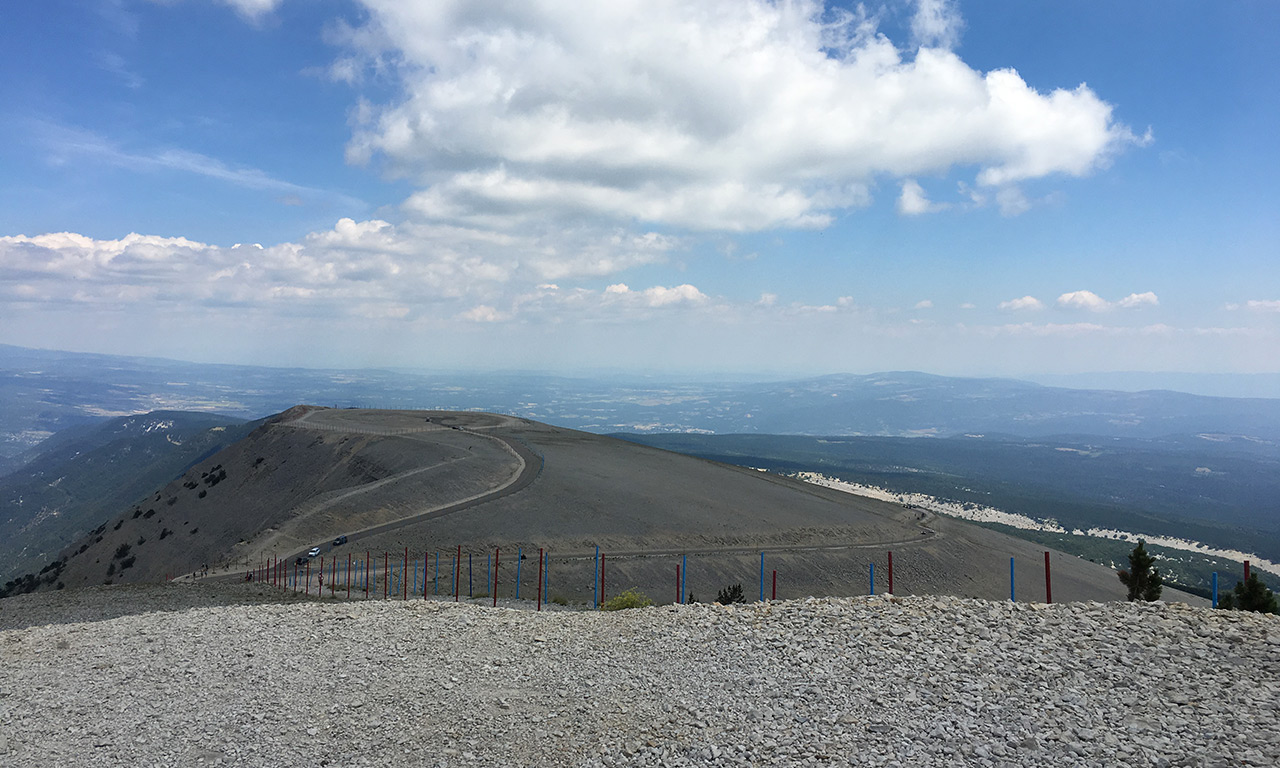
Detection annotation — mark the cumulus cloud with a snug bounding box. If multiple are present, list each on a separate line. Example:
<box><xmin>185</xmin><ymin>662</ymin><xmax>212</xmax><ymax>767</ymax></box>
<box><xmin>897</xmin><ymin>180</ymin><xmax>948</xmax><ymax>216</ymax></box>
<box><xmin>914</xmin><ymin>299</ymin><xmax>933</xmax><ymax>309</ymax></box>
<box><xmin>1056</xmin><ymin>290</ymin><xmax>1110</xmax><ymax>312</ymax></box>
<box><xmin>999</xmin><ymin>295</ymin><xmax>1044</xmax><ymax>311</ymax></box>
<box><xmin>338</xmin><ymin>0</ymin><xmax>1143</xmax><ymax>232</ymax></box>
<box><xmin>1116</xmin><ymin>291</ymin><xmax>1159</xmax><ymax>309</ymax></box>
<box><xmin>1057</xmin><ymin>290</ymin><xmax>1159</xmax><ymax>311</ymax></box>
<box><xmin>0</xmin><ymin>218</ymin><xmax>682</xmax><ymax>315</ymax></box>
<box><xmin>603</xmin><ymin>283</ymin><xmax>708</xmax><ymax>308</ymax></box>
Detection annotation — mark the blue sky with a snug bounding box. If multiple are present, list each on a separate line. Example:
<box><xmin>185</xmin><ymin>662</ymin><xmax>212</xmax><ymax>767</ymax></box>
<box><xmin>0</xmin><ymin>0</ymin><xmax>1276</xmax><ymax>377</ymax></box>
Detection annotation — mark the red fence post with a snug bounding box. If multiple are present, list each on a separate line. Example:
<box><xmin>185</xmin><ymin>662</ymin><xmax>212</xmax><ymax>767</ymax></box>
<box><xmin>423</xmin><ymin>552</ymin><xmax>429</xmax><ymax>600</ymax></box>
<box><xmin>537</xmin><ymin>547</ymin><xmax>544</xmax><ymax>611</ymax></box>
<box><xmin>455</xmin><ymin>545</ymin><xmax>462</xmax><ymax>602</ymax></box>
<box><xmin>888</xmin><ymin>551</ymin><xmax>894</xmax><ymax>595</ymax></box>
<box><xmin>600</xmin><ymin>553</ymin><xmax>606</xmax><ymax>605</ymax></box>
<box><xmin>1044</xmin><ymin>551</ymin><xmax>1052</xmax><ymax>604</ymax></box>
<box><xmin>306</xmin><ymin>560</ymin><xmax>311</xmax><ymax>596</ymax></box>
<box><xmin>384</xmin><ymin>552</ymin><xmax>388</xmax><ymax>600</ymax></box>
<box><xmin>492</xmin><ymin>548</ymin><xmax>500</xmax><ymax>607</ymax></box>
<box><xmin>676</xmin><ymin>564</ymin><xmax>681</xmax><ymax>604</ymax></box>
<box><xmin>346</xmin><ymin>555</ymin><xmax>351</xmax><ymax>599</ymax></box>
<box><xmin>772</xmin><ymin>570</ymin><xmax>777</xmax><ymax>600</ymax></box>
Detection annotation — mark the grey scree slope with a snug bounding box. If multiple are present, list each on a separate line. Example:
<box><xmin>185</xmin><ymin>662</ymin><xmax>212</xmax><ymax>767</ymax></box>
<box><xmin>1</xmin><ymin>583</ymin><xmax>1277</xmax><ymax>767</ymax></box>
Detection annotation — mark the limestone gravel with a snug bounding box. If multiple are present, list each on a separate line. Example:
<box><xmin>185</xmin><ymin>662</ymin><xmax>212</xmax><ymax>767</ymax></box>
<box><xmin>0</xmin><ymin>584</ymin><xmax>1277</xmax><ymax>767</ymax></box>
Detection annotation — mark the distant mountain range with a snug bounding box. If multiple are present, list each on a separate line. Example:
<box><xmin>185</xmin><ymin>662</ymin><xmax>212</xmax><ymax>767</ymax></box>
<box><xmin>4</xmin><ymin>345</ymin><xmax>1280</xmax><ymax>460</ymax></box>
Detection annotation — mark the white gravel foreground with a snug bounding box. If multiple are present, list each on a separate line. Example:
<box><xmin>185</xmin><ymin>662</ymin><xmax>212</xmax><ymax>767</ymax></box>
<box><xmin>1</xmin><ymin>585</ymin><xmax>1278</xmax><ymax>767</ymax></box>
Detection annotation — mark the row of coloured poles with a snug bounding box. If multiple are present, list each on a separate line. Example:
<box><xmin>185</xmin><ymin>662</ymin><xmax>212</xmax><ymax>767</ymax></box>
<box><xmin>243</xmin><ymin>547</ymin><xmax>1255</xmax><ymax>607</ymax></box>
<box><xmin>247</xmin><ymin>546</ymin><xmax>557</xmax><ymax>610</ymax></box>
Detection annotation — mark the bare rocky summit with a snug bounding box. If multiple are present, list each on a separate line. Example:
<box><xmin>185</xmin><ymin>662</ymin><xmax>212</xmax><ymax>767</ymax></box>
<box><xmin>1</xmin><ymin>584</ymin><xmax>1276</xmax><ymax>767</ymax></box>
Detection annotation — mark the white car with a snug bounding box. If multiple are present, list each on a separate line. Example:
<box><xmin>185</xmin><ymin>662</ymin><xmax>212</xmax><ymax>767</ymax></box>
<box><xmin>307</xmin><ymin>547</ymin><xmax>321</xmax><ymax>558</ymax></box>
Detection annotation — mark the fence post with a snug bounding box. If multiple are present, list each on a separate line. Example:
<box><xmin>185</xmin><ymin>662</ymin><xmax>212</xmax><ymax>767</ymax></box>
<box><xmin>681</xmin><ymin>554</ymin><xmax>687</xmax><ymax>605</ymax></box>
<box><xmin>759</xmin><ymin>552</ymin><xmax>765</xmax><ymax>603</ymax></box>
<box><xmin>365</xmin><ymin>553</ymin><xmax>370</xmax><ymax>599</ymax></box>
<box><xmin>455</xmin><ymin>544</ymin><xmax>461</xmax><ymax>602</ymax></box>
<box><xmin>469</xmin><ymin>553</ymin><xmax>473</xmax><ymax>598</ymax></box>
<box><xmin>435</xmin><ymin>552</ymin><xmax>439</xmax><ymax>596</ymax></box>
<box><xmin>516</xmin><ymin>547</ymin><xmax>523</xmax><ymax>600</ymax></box>
<box><xmin>1010</xmin><ymin>557</ymin><xmax>1015</xmax><ymax>602</ymax></box>
<box><xmin>1212</xmin><ymin>571</ymin><xmax>1218</xmax><ymax>608</ymax></box>
<box><xmin>600</xmin><ymin>553</ymin><xmax>606</xmax><ymax>607</ymax></box>
<box><xmin>537</xmin><ymin>547</ymin><xmax>544</xmax><ymax>611</ymax></box>
<box><xmin>306</xmin><ymin>560</ymin><xmax>311</xmax><ymax>596</ymax></box>
<box><xmin>676</xmin><ymin>564</ymin><xmax>681</xmax><ymax>604</ymax></box>
<box><xmin>384</xmin><ymin>552</ymin><xmax>388</xmax><ymax>600</ymax></box>
<box><xmin>403</xmin><ymin>548</ymin><xmax>409</xmax><ymax>601</ymax></box>
<box><xmin>1044</xmin><ymin>551</ymin><xmax>1052</xmax><ymax>604</ymax></box>
<box><xmin>423</xmin><ymin>553</ymin><xmax>428</xmax><ymax>600</ymax></box>
<box><xmin>888</xmin><ymin>551</ymin><xmax>894</xmax><ymax>595</ymax></box>
<box><xmin>869</xmin><ymin>562</ymin><xmax>875</xmax><ymax>596</ymax></box>
<box><xmin>772</xmin><ymin>570</ymin><xmax>777</xmax><ymax>601</ymax></box>
<box><xmin>544</xmin><ymin>550</ymin><xmax>550</xmax><ymax>600</ymax></box>
<box><xmin>593</xmin><ymin>546</ymin><xmax>599</xmax><ymax>610</ymax></box>
<box><xmin>492</xmin><ymin>548</ymin><xmax>500</xmax><ymax>608</ymax></box>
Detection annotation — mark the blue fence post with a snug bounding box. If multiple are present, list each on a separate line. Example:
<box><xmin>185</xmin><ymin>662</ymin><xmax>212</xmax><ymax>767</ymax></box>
<box><xmin>544</xmin><ymin>550</ymin><xmax>550</xmax><ymax>599</ymax></box>
<box><xmin>759</xmin><ymin>552</ymin><xmax>765</xmax><ymax>602</ymax></box>
<box><xmin>434</xmin><ymin>552</ymin><xmax>439</xmax><ymax>595</ymax></box>
<box><xmin>681</xmin><ymin>555</ymin><xmax>687</xmax><ymax>604</ymax></box>
<box><xmin>451</xmin><ymin>552</ymin><xmax>456</xmax><ymax>596</ymax></box>
<box><xmin>1212</xmin><ymin>571</ymin><xmax>1218</xmax><ymax>608</ymax></box>
<box><xmin>869</xmin><ymin>562</ymin><xmax>875</xmax><ymax>596</ymax></box>
<box><xmin>487</xmin><ymin>553</ymin><xmax>492</xmax><ymax>594</ymax></box>
<box><xmin>469</xmin><ymin>553</ymin><xmax>473</xmax><ymax>597</ymax></box>
<box><xmin>1010</xmin><ymin>557</ymin><xmax>1016</xmax><ymax>602</ymax></box>
<box><xmin>594</xmin><ymin>546</ymin><xmax>600</xmax><ymax>610</ymax></box>
<box><xmin>516</xmin><ymin>547</ymin><xmax>523</xmax><ymax>600</ymax></box>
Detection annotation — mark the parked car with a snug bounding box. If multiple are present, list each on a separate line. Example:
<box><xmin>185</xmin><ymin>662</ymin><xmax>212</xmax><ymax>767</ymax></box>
<box><xmin>307</xmin><ymin>546</ymin><xmax>321</xmax><ymax>558</ymax></box>
<box><xmin>333</xmin><ymin>535</ymin><xmax>348</xmax><ymax>546</ymax></box>
<box><xmin>295</xmin><ymin>556</ymin><xmax>309</xmax><ymax>565</ymax></box>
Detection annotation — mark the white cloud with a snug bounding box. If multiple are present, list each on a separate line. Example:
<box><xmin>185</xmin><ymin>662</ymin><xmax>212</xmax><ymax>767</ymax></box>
<box><xmin>999</xmin><ymin>295</ymin><xmax>1044</xmax><ymax>311</ymax></box>
<box><xmin>0</xmin><ymin>217</ymin><xmax>682</xmax><ymax>315</ymax></box>
<box><xmin>995</xmin><ymin>186</ymin><xmax>1030</xmax><ymax>217</ymax></box>
<box><xmin>1057</xmin><ymin>290</ymin><xmax>1160</xmax><ymax>311</ymax></box>
<box><xmin>910</xmin><ymin>0</ymin><xmax>963</xmax><ymax>50</ymax></box>
<box><xmin>1237</xmin><ymin>299</ymin><xmax>1280</xmax><ymax>312</ymax></box>
<box><xmin>897</xmin><ymin>180</ymin><xmax>948</xmax><ymax>216</ymax></box>
<box><xmin>914</xmin><ymin>299</ymin><xmax>933</xmax><ymax>309</ymax></box>
<box><xmin>603</xmin><ymin>283</ymin><xmax>708</xmax><ymax>308</ymax></box>
<box><xmin>1116</xmin><ymin>291</ymin><xmax>1159</xmax><ymax>309</ymax></box>
<box><xmin>1056</xmin><ymin>290</ymin><xmax>1111</xmax><ymax>312</ymax></box>
<box><xmin>959</xmin><ymin>302</ymin><xmax>976</xmax><ymax>310</ymax></box>
<box><xmin>339</xmin><ymin>0</ymin><xmax>1142</xmax><ymax>232</ymax></box>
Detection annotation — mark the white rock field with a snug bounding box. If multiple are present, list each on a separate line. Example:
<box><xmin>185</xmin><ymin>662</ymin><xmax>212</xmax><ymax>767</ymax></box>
<box><xmin>1</xmin><ymin>584</ymin><xmax>1278</xmax><ymax>767</ymax></box>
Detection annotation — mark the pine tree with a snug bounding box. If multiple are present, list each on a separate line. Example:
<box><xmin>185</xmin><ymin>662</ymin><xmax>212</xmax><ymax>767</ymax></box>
<box><xmin>1117</xmin><ymin>540</ymin><xmax>1162</xmax><ymax>602</ymax></box>
<box><xmin>1218</xmin><ymin>572</ymin><xmax>1279</xmax><ymax>614</ymax></box>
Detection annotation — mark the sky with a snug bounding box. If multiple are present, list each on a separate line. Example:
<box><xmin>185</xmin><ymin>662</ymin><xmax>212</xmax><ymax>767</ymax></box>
<box><xmin>0</xmin><ymin>0</ymin><xmax>1277</xmax><ymax>378</ymax></box>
